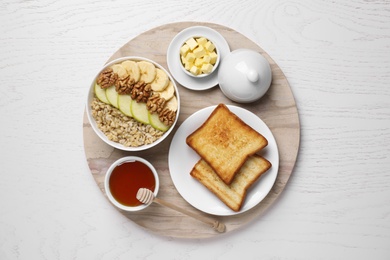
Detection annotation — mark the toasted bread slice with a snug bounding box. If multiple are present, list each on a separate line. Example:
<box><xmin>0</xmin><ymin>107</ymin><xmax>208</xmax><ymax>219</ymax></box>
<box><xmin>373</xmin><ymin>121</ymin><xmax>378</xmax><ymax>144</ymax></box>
<box><xmin>190</xmin><ymin>154</ymin><xmax>272</xmax><ymax>212</ymax></box>
<box><xmin>186</xmin><ymin>104</ymin><xmax>268</xmax><ymax>185</ymax></box>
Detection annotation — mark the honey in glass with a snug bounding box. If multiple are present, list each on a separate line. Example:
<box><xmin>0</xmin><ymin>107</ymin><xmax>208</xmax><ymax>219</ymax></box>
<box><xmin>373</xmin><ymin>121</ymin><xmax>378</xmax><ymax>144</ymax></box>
<box><xmin>109</xmin><ymin>160</ymin><xmax>156</xmax><ymax>207</ymax></box>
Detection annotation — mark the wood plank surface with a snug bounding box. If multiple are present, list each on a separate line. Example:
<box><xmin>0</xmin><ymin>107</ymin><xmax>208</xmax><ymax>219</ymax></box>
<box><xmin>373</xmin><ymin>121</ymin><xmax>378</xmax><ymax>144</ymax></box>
<box><xmin>83</xmin><ymin>22</ymin><xmax>300</xmax><ymax>238</ymax></box>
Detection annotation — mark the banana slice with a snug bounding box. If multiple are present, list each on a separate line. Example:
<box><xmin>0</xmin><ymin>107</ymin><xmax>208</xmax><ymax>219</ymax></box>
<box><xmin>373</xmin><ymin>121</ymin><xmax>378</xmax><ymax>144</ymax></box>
<box><xmin>157</xmin><ymin>81</ymin><xmax>175</xmax><ymax>100</ymax></box>
<box><xmin>138</xmin><ymin>61</ymin><xmax>156</xmax><ymax>83</ymax></box>
<box><xmin>151</xmin><ymin>68</ymin><xmax>169</xmax><ymax>91</ymax></box>
<box><xmin>121</xmin><ymin>60</ymin><xmax>140</xmax><ymax>82</ymax></box>
<box><xmin>111</xmin><ymin>64</ymin><xmax>128</xmax><ymax>78</ymax></box>
<box><xmin>165</xmin><ymin>95</ymin><xmax>178</xmax><ymax>112</ymax></box>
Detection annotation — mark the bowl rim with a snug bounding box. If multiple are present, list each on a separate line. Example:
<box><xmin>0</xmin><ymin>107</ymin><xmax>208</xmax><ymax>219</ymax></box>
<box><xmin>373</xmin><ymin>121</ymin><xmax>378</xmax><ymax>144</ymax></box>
<box><xmin>179</xmin><ymin>36</ymin><xmax>220</xmax><ymax>78</ymax></box>
<box><xmin>104</xmin><ymin>156</ymin><xmax>160</xmax><ymax>212</ymax></box>
<box><xmin>86</xmin><ymin>56</ymin><xmax>180</xmax><ymax>151</ymax></box>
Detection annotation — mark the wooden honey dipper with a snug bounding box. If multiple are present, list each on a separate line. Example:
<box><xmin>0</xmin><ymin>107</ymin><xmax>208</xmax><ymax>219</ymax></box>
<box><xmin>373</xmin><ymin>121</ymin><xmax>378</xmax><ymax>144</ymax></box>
<box><xmin>136</xmin><ymin>188</ymin><xmax>225</xmax><ymax>233</ymax></box>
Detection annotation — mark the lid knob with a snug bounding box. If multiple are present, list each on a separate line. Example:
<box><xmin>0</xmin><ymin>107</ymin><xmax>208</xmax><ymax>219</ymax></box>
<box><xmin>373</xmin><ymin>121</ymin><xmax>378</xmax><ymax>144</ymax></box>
<box><xmin>246</xmin><ymin>69</ymin><xmax>259</xmax><ymax>83</ymax></box>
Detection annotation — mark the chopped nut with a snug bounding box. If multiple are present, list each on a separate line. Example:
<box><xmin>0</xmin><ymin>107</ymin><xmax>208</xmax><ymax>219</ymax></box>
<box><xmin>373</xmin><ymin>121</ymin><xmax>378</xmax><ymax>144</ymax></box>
<box><xmin>146</xmin><ymin>94</ymin><xmax>166</xmax><ymax>113</ymax></box>
<box><xmin>115</xmin><ymin>75</ymin><xmax>135</xmax><ymax>94</ymax></box>
<box><xmin>96</xmin><ymin>68</ymin><xmax>118</xmax><ymax>89</ymax></box>
<box><xmin>131</xmin><ymin>81</ymin><xmax>152</xmax><ymax>103</ymax></box>
<box><xmin>159</xmin><ymin>108</ymin><xmax>176</xmax><ymax>126</ymax></box>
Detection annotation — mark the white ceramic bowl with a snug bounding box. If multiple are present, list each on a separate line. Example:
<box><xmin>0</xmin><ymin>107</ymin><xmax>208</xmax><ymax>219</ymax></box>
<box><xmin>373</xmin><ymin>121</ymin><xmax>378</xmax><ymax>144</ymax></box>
<box><xmin>179</xmin><ymin>36</ymin><xmax>220</xmax><ymax>78</ymax></box>
<box><xmin>86</xmin><ymin>56</ymin><xmax>180</xmax><ymax>151</ymax></box>
<box><xmin>104</xmin><ymin>156</ymin><xmax>159</xmax><ymax>212</ymax></box>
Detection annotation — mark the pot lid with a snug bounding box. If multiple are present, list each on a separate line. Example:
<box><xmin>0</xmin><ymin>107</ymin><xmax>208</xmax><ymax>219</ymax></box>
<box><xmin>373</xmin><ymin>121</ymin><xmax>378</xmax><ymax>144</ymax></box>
<box><xmin>218</xmin><ymin>49</ymin><xmax>272</xmax><ymax>103</ymax></box>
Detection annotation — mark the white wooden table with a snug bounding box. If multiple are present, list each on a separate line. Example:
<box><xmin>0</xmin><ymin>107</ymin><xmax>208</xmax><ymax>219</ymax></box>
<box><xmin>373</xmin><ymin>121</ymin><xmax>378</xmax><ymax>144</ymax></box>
<box><xmin>1</xmin><ymin>0</ymin><xmax>389</xmax><ymax>259</ymax></box>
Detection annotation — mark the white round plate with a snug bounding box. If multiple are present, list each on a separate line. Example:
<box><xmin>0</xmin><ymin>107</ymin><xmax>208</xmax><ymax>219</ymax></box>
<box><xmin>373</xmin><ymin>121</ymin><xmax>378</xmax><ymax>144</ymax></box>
<box><xmin>167</xmin><ymin>26</ymin><xmax>230</xmax><ymax>91</ymax></box>
<box><xmin>168</xmin><ymin>105</ymin><xmax>279</xmax><ymax>216</ymax></box>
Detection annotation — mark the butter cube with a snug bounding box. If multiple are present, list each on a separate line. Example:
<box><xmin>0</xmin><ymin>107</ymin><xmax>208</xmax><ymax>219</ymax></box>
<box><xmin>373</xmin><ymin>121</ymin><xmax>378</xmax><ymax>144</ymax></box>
<box><xmin>202</xmin><ymin>55</ymin><xmax>211</xmax><ymax>64</ymax></box>
<box><xmin>201</xmin><ymin>63</ymin><xmax>214</xmax><ymax>74</ymax></box>
<box><xmin>209</xmin><ymin>51</ymin><xmax>218</xmax><ymax>64</ymax></box>
<box><xmin>204</xmin><ymin>41</ymin><xmax>215</xmax><ymax>52</ymax></box>
<box><xmin>194</xmin><ymin>58</ymin><xmax>203</xmax><ymax>67</ymax></box>
<box><xmin>185</xmin><ymin>37</ymin><xmax>198</xmax><ymax>50</ymax></box>
<box><xmin>190</xmin><ymin>65</ymin><xmax>200</xmax><ymax>75</ymax></box>
<box><xmin>193</xmin><ymin>45</ymin><xmax>206</xmax><ymax>58</ymax></box>
<box><xmin>181</xmin><ymin>55</ymin><xmax>186</xmax><ymax>64</ymax></box>
<box><xmin>196</xmin><ymin>37</ymin><xmax>207</xmax><ymax>46</ymax></box>
<box><xmin>180</xmin><ymin>44</ymin><xmax>190</xmax><ymax>56</ymax></box>
<box><xmin>185</xmin><ymin>52</ymin><xmax>196</xmax><ymax>63</ymax></box>
<box><xmin>184</xmin><ymin>61</ymin><xmax>193</xmax><ymax>71</ymax></box>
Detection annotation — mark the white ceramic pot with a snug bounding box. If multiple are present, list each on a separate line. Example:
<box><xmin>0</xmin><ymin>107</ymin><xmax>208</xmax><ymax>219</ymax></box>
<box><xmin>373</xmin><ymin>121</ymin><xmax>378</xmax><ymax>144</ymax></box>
<box><xmin>218</xmin><ymin>49</ymin><xmax>272</xmax><ymax>103</ymax></box>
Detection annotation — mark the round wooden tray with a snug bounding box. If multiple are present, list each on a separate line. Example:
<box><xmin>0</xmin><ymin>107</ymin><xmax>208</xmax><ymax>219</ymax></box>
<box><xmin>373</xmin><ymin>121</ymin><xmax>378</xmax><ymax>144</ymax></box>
<box><xmin>83</xmin><ymin>22</ymin><xmax>300</xmax><ymax>238</ymax></box>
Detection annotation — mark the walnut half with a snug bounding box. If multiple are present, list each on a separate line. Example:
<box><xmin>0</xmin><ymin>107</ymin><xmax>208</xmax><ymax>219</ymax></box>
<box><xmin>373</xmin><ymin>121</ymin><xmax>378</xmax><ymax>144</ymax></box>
<box><xmin>96</xmin><ymin>68</ymin><xmax>118</xmax><ymax>89</ymax></box>
<box><xmin>146</xmin><ymin>94</ymin><xmax>166</xmax><ymax>113</ymax></box>
<box><xmin>159</xmin><ymin>108</ymin><xmax>176</xmax><ymax>126</ymax></box>
<box><xmin>131</xmin><ymin>81</ymin><xmax>152</xmax><ymax>103</ymax></box>
<box><xmin>115</xmin><ymin>75</ymin><xmax>135</xmax><ymax>94</ymax></box>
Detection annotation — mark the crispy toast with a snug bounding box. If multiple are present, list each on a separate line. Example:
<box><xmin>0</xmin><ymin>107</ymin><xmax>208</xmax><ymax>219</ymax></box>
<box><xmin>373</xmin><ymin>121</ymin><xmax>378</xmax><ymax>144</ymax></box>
<box><xmin>190</xmin><ymin>154</ymin><xmax>272</xmax><ymax>212</ymax></box>
<box><xmin>186</xmin><ymin>104</ymin><xmax>268</xmax><ymax>185</ymax></box>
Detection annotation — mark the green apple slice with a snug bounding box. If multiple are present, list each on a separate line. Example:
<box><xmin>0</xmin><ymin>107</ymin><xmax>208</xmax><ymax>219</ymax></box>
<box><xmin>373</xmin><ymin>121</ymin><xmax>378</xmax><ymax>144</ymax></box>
<box><xmin>131</xmin><ymin>101</ymin><xmax>149</xmax><ymax>125</ymax></box>
<box><xmin>148</xmin><ymin>111</ymin><xmax>169</xmax><ymax>132</ymax></box>
<box><xmin>118</xmin><ymin>94</ymin><xmax>133</xmax><ymax>117</ymax></box>
<box><xmin>94</xmin><ymin>83</ymin><xmax>110</xmax><ymax>104</ymax></box>
<box><xmin>105</xmin><ymin>85</ymin><xmax>119</xmax><ymax>108</ymax></box>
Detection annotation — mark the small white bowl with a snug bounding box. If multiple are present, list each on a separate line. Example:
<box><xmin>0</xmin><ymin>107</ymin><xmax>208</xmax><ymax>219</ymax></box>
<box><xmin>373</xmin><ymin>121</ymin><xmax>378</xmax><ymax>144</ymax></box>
<box><xmin>86</xmin><ymin>56</ymin><xmax>180</xmax><ymax>151</ymax></box>
<box><xmin>104</xmin><ymin>156</ymin><xmax>159</xmax><ymax>212</ymax></box>
<box><xmin>179</xmin><ymin>36</ymin><xmax>220</xmax><ymax>78</ymax></box>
